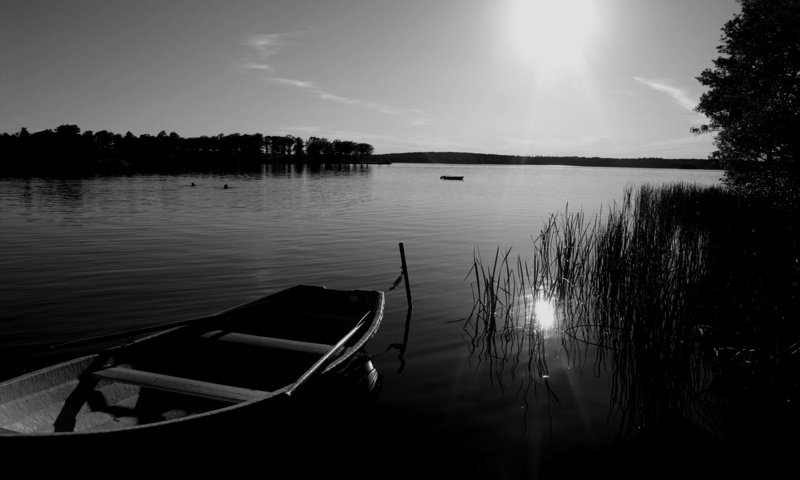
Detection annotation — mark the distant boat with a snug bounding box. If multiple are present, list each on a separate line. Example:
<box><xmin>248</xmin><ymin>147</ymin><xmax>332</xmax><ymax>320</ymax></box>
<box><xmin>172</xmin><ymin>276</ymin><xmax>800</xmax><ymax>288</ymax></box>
<box><xmin>0</xmin><ymin>285</ymin><xmax>384</xmax><ymax>441</ymax></box>
<box><xmin>440</xmin><ymin>176</ymin><xmax>464</xmax><ymax>180</ymax></box>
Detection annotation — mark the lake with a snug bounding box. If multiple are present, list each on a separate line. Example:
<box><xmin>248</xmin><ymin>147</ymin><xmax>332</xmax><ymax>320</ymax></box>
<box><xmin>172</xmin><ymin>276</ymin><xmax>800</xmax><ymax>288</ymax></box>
<box><xmin>0</xmin><ymin>164</ymin><xmax>724</xmax><ymax>476</ymax></box>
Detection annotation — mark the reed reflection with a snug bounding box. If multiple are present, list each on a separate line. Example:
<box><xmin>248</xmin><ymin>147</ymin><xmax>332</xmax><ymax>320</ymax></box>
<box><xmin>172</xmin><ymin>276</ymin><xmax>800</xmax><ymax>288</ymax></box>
<box><xmin>464</xmin><ymin>185</ymin><xmax>748</xmax><ymax>441</ymax></box>
<box><xmin>463</xmin><ymin>247</ymin><xmax>559</xmax><ymax>428</ymax></box>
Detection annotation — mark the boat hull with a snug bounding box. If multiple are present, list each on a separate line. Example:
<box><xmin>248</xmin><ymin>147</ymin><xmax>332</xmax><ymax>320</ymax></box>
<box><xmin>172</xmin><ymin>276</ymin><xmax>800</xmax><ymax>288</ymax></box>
<box><xmin>0</xmin><ymin>285</ymin><xmax>384</xmax><ymax>448</ymax></box>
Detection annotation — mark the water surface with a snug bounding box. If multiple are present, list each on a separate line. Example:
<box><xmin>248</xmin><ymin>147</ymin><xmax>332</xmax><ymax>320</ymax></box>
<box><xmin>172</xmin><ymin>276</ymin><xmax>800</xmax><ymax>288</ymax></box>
<box><xmin>0</xmin><ymin>163</ymin><xmax>723</xmax><ymax>476</ymax></box>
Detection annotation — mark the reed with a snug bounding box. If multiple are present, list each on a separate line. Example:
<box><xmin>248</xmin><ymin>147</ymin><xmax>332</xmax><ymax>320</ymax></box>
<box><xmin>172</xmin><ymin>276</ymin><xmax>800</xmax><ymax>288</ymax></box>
<box><xmin>465</xmin><ymin>182</ymin><xmax>800</xmax><ymax>440</ymax></box>
<box><xmin>465</xmin><ymin>243</ymin><xmax>555</xmax><ymax>410</ymax></box>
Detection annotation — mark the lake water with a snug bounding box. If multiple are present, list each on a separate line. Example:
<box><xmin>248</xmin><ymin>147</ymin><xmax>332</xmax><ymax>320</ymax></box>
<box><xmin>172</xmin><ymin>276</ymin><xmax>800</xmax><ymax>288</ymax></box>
<box><xmin>0</xmin><ymin>164</ymin><xmax>723</xmax><ymax>476</ymax></box>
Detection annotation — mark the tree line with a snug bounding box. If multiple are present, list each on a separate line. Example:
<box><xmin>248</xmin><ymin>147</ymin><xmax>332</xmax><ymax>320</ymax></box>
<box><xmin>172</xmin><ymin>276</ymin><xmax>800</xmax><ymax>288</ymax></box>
<box><xmin>372</xmin><ymin>152</ymin><xmax>715</xmax><ymax>169</ymax></box>
<box><xmin>0</xmin><ymin>125</ymin><xmax>375</xmax><ymax>176</ymax></box>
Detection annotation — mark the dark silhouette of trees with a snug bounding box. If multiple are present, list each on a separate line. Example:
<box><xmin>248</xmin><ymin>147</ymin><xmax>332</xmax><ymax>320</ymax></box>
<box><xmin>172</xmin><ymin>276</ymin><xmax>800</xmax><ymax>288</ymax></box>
<box><xmin>332</xmin><ymin>140</ymin><xmax>356</xmax><ymax>159</ymax></box>
<box><xmin>357</xmin><ymin>143</ymin><xmax>375</xmax><ymax>159</ymax></box>
<box><xmin>265</xmin><ymin>135</ymin><xmax>298</xmax><ymax>162</ymax></box>
<box><xmin>305</xmin><ymin>136</ymin><xmax>330</xmax><ymax>160</ymax></box>
<box><xmin>0</xmin><ymin>125</ymin><xmax>374</xmax><ymax>176</ymax></box>
<box><xmin>55</xmin><ymin>124</ymin><xmax>80</xmax><ymax>136</ymax></box>
<box><xmin>293</xmin><ymin>136</ymin><xmax>305</xmax><ymax>160</ymax></box>
<box><xmin>694</xmin><ymin>0</ymin><xmax>800</xmax><ymax>204</ymax></box>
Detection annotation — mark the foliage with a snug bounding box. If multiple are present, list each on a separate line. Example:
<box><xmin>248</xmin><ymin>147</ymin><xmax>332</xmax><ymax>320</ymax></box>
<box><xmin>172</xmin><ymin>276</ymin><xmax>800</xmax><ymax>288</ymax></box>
<box><xmin>467</xmin><ymin>183</ymin><xmax>800</xmax><ymax>440</ymax></box>
<box><xmin>694</xmin><ymin>0</ymin><xmax>800</xmax><ymax>203</ymax></box>
<box><xmin>0</xmin><ymin>124</ymin><xmax>374</xmax><ymax>176</ymax></box>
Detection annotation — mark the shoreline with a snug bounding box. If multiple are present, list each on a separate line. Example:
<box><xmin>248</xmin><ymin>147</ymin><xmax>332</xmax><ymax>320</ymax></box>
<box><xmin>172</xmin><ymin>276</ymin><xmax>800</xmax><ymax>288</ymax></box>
<box><xmin>372</xmin><ymin>152</ymin><xmax>719</xmax><ymax>170</ymax></box>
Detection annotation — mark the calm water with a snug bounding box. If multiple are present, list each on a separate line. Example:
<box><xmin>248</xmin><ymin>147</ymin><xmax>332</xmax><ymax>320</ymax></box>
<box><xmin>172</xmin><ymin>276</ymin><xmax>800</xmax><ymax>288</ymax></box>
<box><xmin>1</xmin><ymin>164</ymin><xmax>723</xmax><ymax>476</ymax></box>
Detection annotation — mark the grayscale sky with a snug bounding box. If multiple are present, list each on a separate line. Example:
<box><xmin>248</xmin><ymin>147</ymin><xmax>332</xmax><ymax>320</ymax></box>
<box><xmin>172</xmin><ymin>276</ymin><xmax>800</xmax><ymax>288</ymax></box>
<box><xmin>0</xmin><ymin>0</ymin><xmax>740</xmax><ymax>157</ymax></box>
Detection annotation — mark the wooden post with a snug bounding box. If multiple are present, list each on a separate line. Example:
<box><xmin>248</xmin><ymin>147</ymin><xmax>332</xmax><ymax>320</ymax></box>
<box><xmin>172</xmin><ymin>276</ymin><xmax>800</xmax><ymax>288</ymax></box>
<box><xmin>399</xmin><ymin>242</ymin><xmax>412</xmax><ymax>308</ymax></box>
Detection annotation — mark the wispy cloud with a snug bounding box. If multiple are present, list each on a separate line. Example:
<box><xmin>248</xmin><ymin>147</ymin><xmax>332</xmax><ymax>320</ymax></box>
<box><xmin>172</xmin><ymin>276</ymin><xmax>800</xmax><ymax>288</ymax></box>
<box><xmin>237</xmin><ymin>32</ymin><xmax>301</xmax><ymax>73</ymax></box>
<box><xmin>244</xmin><ymin>32</ymin><xmax>297</xmax><ymax>56</ymax></box>
<box><xmin>412</xmin><ymin>117</ymin><xmax>434</xmax><ymax>126</ymax></box>
<box><xmin>240</xmin><ymin>62</ymin><xmax>274</xmax><ymax>72</ymax></box>
<box><xmin>267</xmin><ymin>76</ymin><xmax>411</xmax><ymax>115</ymax></box>
<box><xmin>633</xmin><ymin>76</ymin><xmax>698</xmax><ymax>112</ymax></box>
<box><xmin>267</xmin><ymin>77</ymin><xmax>317</xmax><ymax>89</ymax></box>
<box><xmin>239</xmin><ymin>31</ymin><xmax>432</xmax><ymax>122</ymax></box>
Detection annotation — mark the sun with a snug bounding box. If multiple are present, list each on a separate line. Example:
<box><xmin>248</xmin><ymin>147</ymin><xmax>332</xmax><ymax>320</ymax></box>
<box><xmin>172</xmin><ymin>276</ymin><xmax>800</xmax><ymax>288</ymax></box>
<box><xmin>505</xmin><ymin>0</ymin><xmax>597</xmax><ymax>73</ymax></box>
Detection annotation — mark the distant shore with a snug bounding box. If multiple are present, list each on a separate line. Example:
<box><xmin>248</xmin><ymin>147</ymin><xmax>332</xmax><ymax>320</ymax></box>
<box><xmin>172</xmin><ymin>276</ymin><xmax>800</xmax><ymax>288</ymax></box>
<box><xmin>371</xmin><ymin>152</ymin><xmax>720</xmax><ymax>170</ymax></box>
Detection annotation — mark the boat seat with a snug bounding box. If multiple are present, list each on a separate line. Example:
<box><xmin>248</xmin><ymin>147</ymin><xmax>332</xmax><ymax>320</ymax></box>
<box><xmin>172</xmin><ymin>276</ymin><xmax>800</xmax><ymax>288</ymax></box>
<box><xmin>91</xmin><ymin>367</ymin><xmax>272</xmax><ymax>404</ymax></box>
<box><xmin>200</xmin><ymin>331</ymin><xmax>338</xmax><ymax>356</ymax></box>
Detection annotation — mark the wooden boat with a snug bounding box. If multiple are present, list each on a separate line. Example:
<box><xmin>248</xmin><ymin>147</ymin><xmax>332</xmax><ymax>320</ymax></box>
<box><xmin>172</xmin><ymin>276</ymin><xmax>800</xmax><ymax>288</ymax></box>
<box><xmin>440</xmin><ymin>175</ymin><xmax>464</xmax><ymax>180</ymax></box>
<box><xmin>0</xmin><ymin>285</ymin><xmax>384</xmax><ymax>444</ymax></box>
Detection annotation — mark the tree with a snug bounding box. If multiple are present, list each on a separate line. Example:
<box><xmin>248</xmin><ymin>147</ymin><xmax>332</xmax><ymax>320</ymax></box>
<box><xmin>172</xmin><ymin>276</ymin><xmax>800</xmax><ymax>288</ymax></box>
<box><xmin>293</xmin><ymin>136</ymin><xmax>305</xmax><ymax>159</ymax></box>
<box><xmin>265</xmin><ymin>135</ymin><xmax>294</xmax><ymax>161</ymax></box>
<box><xmin>93</xmin><ymin>130</ymin><xmax>116</xmax><ymax>157</ymax></box>
<box><xmin>331</xmin><ymin>139</ymin><xmax>357</xmax><ymax>159</ymax></box>
<box><xmin>55</xmin><ymin>124</ymin><xmax>81</xmax><ymax>136</ymax></box>
<box><xmin>694</xmin><ymin>0</ymin><xmax>800</xmax><ymax>202</ymax></box>
<box><xmin>356</xmin><ymin>143</ymin><xmax>374</xmax><ymax>160</ymax></box>
<box><xmin>305</xmin><ymin>136</ymin><xmax>330</xmax><ymax>159</ymax></box>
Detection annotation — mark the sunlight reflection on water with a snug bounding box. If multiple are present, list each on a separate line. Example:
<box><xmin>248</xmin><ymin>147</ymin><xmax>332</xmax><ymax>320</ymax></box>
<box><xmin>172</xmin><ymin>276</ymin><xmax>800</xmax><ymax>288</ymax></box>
<box><xmin>515</xmin><ymin>288</ymin><xmax>558</xmax><ymax>334</ymax></box>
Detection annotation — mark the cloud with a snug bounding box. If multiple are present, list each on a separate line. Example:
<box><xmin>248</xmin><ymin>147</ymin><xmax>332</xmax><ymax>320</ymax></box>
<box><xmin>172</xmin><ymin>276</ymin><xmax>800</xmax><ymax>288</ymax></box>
<box><xmin>316</xmin><ymin>91</ymin><xmax>399</xmax><ymax>114</ymax></box>
<box><xmin>238</xmin><ymin>32</ymin><xmax>301</xmax><ymax>73</ymax></box>
<box><xmin>239</xmin><ymin>63</ymin><xmax>274</xmax><ymax>72</ymax></box>
<box><xmin>241</xmin><ymin>32</ymin><xmax>430</xmax><ymax>120</ymax></box>
<box><xmin>266</xmin><ymin>77</ymin><xmax>317</xmax><ymax>89</ymax></box>
<box><xmin>633</xmin><ymin>76</ymin><xmax>699</xmax><ymax>112</ymax></box>
<box><xmin>244</xmin><ymin>32</ymin><xmax>297</xmax><ymax>56</ymax></box>
<box><xmin>412</xmin><ymin>117</ymin><xmax>434</xmax><ymax>126</ymax></box>
<box><xmin>266</xmin><ymin>76</ymin><xmax>407</xmax><ymax>115</ymax></box>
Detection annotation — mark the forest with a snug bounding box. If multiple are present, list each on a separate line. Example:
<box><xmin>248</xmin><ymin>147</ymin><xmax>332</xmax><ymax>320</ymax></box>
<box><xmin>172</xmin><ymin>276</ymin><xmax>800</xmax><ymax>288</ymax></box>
<box><xmin>0</xmin><ymin>125</ymin><xmax>375</xmax><ymax>176</ymax></box>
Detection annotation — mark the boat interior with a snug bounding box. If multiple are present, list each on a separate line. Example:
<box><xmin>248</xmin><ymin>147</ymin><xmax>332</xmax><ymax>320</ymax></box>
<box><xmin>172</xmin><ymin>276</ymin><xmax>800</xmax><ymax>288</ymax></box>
<box><xmin>0</xmin><ymin>287</ymin><xmax>381</xmax><ymax>435</ymax></box>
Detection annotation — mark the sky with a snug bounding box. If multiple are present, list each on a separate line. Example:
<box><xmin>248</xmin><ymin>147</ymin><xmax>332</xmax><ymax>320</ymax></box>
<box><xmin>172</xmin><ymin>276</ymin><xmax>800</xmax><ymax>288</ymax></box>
<box><xmin>0</xmin><ymin>0</ymin><xmax>741</xmax><ymax>158</ymax></box>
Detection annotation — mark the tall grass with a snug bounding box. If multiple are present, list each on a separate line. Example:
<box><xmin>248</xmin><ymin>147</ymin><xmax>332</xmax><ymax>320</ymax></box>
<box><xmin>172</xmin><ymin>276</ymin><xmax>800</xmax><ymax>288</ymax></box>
<box><xmin>465</xmin><ymin>182</ymin><xmax>799</xmax><ymax>440</ymax></box>
<box><xmin>465</xmin><ymin>246</ymin><xmax>552</xmax><ymax>398</ymax></box>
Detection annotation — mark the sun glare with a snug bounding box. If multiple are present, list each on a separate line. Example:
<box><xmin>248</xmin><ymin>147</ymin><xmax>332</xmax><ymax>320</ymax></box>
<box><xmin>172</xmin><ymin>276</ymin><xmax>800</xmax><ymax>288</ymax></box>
<box><xmin>533</xmin><ymin>295</ymin><xmax>556</xmax><ymax>330</ymax></box>
<box><xmin>506</xmin><ymin>0</ymin><xmax>597</xmax><ymax>72</ymax></box>
<box><xmin>516</xmin><ymin>288</ymin><xmax>557</xmax><ymax>333</ymax></box>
